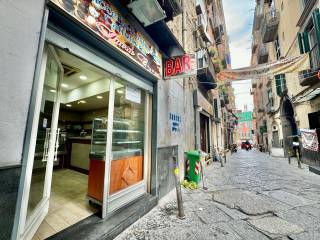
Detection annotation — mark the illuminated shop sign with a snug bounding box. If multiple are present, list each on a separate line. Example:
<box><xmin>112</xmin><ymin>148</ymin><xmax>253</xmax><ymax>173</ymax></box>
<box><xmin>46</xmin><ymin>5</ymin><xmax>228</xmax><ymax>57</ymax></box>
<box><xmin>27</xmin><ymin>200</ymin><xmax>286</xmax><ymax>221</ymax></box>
<box><xmin>164</xmin><ymin>54</ymin><xmax>197</xmax><ymax>79</ymax></box>
<box><xmin>51</xmin><ymin>0</ymin><xmax>162</xmax><ymax>79</ymax></box>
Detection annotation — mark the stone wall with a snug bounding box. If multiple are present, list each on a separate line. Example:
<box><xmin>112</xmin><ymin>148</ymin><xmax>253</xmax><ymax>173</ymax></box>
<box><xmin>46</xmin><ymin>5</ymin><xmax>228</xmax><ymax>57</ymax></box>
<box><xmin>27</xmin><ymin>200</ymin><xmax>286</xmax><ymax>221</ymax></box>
<box><xmin>157</xmin><ymin>1</ymin><xmax>197</xmax><ymax>184</ymax></box>
<box><xmin>0</xmin><ymin>1</ymin><xmax>46</xmax><ymax>238</ymax></box>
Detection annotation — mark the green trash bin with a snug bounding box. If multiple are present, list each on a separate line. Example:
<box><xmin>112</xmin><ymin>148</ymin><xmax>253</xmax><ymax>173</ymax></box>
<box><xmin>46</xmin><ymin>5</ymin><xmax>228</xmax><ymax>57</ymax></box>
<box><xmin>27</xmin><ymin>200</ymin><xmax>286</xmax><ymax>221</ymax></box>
<box><xmin>186</xmin><ymin>150</ymin><xmax>201</xmax><ymax>183</ymax></box>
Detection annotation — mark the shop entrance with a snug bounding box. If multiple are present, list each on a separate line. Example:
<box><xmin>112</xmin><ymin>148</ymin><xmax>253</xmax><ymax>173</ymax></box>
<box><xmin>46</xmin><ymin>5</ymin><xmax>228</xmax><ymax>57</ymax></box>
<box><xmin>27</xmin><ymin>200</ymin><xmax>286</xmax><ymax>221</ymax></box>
<box><xmin>16</xmin><ymin>43</ymin><xmax>150</xmax><ymax>240</ymax></box>
<box><xmin>200</xmin><ymin>113</ymin><xmax>210</xmax><ymax>153</ymax></box>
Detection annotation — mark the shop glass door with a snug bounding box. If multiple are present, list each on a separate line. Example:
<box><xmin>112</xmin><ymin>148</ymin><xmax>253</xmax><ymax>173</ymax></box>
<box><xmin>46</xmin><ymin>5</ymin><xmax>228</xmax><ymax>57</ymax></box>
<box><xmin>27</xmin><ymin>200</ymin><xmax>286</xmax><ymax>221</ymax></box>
<box><xmin>20</xmin><ymin>45</ymin><xmax>63</xmax><ymax>239</ymax></box>
<box><xmin>109</xmin><ymin>80</ymin><xmax>146</xmax><ymax>194</ymax></box>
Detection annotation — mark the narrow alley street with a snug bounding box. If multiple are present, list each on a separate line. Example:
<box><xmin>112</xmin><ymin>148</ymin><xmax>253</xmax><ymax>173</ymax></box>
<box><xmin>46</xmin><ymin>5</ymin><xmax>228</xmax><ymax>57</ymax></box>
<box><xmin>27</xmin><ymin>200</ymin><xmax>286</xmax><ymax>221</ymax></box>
<box><xmin>116</xmin><ymin>150</ymin><xmax>320</xmax><ymax>240</ymax></box>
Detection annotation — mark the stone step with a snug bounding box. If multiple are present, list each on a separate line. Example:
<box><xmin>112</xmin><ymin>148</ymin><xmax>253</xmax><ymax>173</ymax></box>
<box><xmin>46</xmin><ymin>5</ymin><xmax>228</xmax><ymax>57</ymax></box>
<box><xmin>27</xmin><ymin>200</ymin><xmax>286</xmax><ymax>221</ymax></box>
<box><xmin>309</xmin><ymin>165</ymin><xmax>320</xmax><ymax>175</ymax></box>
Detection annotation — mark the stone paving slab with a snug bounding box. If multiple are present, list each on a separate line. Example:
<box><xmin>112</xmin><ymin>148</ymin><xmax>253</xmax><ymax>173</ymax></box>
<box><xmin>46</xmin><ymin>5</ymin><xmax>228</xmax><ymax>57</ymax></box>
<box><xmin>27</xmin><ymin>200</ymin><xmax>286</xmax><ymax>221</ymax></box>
<box><xmin>212</xmin><ymin>189</ymin><xmax>290</xmax><ymax>215</ymax></box>
<box><xmin>295</xmin><ymin>204</ymin><xmax>320</xmax><ymax>218</ymax></box>
<box><xmin>262</xmin><ymin>189</ymin><xmax>316</xmax><ymax>207</ymax></box>
<box><xmin>275</xmin><ymin>208</ymin><xmax>320</xmax><ymax>231</ymax></box>
<box><xmin>115</xmin><ymin>150</ymin><xmax>320</xmax><ymax>240</ymax></box>
<box><xmin>227</xmin><ymin>220</ymin><xmax>270</xmax><ymax>240</ymax></box>
<box><xmin>248</xmin><ymin>216</ymin><xmax>304</xmax><ymax>238</ymax></box>
<box><xmin>289</xmin><ymin>231</ymin><xmax>320</xmax><ymax>240</ymax></box>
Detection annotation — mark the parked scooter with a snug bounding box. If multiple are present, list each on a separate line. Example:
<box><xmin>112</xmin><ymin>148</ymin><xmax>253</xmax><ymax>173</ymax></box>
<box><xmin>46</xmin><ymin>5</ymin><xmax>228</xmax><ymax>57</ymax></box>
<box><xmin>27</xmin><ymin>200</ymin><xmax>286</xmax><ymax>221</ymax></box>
<box><xmin>230</xmin><ymin>144</ymin><xmax>237</xmax><ymax>153</ymax></box>
<box><xmin>259</xmin><ymin>144</ymin><xmax>265</xmax><ymax>152</ymax></box>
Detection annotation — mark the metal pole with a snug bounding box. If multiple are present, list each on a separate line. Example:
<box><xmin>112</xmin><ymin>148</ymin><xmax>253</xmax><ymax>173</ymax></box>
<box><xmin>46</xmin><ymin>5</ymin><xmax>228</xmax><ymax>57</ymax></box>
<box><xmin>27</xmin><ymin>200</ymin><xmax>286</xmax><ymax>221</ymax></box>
<box><xmin>220</xmin><ymin>149</ymin><xmax>224</xmax><ymax>167</ymax></box>
<box><xmin>288</xmin><ymin>150</ymin><xmax>291</xmax><ymax>164</ymax></box>
<box><xmin>296</xmin><ymin>148</ymin><xmax>302</xmax><ymax>168</ymax></box>
<box><xmin>173</xmin><ymin>156</ymin><xmax>185</xmax><ymax>219</ymax></box>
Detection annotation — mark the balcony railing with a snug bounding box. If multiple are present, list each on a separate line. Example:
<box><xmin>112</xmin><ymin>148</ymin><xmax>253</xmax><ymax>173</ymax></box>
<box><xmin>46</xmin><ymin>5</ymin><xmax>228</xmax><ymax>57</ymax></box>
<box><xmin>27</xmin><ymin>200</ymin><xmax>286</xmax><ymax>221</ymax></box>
<box><xmin>298</xmin><ymin>44</ymin><xmax>320</xmax><ymax>86</ymax></box>
<box><xmin>196</xmin><ymin>49</ymin><xmax>216</xmax><ymax>89</ymax></box>
<box><xmin>197</xmin><ymin>14</ymin><xmax>210</xmax><ymax>43</ymax></box>
<box><xmin>253</xmin><ymin>5</ymin><xmax>264</xmax><ymax>30</ymax></box>
<box><xmin>262</xmin><ymin>10</ymin><xmax>280</xmax><ymax>43</ymax></box>
<box><xmin>258</xmin><ymin>44</ymin><xmax>269</xmax><ymax>64</ymax></box>
<box><xmin>196</xmin><ymin>0</ymin><xmax>204</xmax><ymax>15</ymax></box>
<box><xmin>266</xmin><ymin>102</ymin><xmax>275</xmax><ymax>114</ymax></box>
<box><xmin>157</xmin><ymin>0</ymin><xmax>183</xmax><ymax>21</ymax></box>
<box><xmin>297</xmin><ymin>0</ymin><xmax>317</xmax><ymax>27</ymax></box>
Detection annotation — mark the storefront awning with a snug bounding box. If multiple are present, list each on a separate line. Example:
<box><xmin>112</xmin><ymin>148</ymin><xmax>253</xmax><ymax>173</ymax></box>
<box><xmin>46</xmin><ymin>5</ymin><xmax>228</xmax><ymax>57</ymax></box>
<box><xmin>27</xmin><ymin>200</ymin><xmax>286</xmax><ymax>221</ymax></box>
<box><xmin>145</xmin><ymin>20</ymin><xmax>185</xmax><ymax>57</ymax></box>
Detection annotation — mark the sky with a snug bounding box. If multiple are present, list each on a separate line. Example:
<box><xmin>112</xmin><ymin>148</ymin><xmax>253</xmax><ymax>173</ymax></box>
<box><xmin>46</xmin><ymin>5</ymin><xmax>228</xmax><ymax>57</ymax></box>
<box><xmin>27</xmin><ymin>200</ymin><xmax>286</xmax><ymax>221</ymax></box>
<box><xmin>222</xmin><ymin>0</ymin><xmax>255</xmax><ymax>111</ymax></box>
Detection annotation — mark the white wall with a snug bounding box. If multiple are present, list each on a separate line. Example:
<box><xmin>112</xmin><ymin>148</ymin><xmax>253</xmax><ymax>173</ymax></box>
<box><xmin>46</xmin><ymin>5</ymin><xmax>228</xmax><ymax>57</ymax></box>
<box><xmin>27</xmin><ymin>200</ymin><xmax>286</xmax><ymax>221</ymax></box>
<box><xmin>157</xmin><ymin>78</ymin><xmax>195</xmax><ymax>176</ymax></box>
<box><xmin>0</xmin><ymin>1</ymin><xmax>46</xmax><ymax>167</ymax></box>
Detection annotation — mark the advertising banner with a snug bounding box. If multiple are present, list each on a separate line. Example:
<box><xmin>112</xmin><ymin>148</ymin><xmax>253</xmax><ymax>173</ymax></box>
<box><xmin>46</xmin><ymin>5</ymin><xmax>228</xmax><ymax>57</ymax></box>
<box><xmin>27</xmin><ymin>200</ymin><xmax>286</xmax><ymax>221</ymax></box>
<box><xmin>217</xmin><ymin>54</ymin><xmax>309</xmax><ymax>82</ymax></box>
<box><xmin>301</xmin><ymin>129</ymin><xmax>319</xmax><ymax>152</ymax></box>
<box><xmin>164</xmin><ymin>54</ymin><xmax>197</xmax><ymax>79</ymax></box>
<box><xmin>51</xmin><ymin>0</ymin><xmax>162</xmax><ymax>79</ymax></box>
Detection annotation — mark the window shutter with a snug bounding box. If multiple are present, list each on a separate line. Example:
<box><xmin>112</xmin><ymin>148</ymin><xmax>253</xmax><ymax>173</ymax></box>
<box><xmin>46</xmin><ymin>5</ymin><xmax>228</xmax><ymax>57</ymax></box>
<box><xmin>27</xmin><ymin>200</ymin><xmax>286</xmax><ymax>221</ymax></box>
<box><xmin>275</xmin><ymin>75</ymin><xmax>282</xmax><ymax>96</ymax></box>
<box><xmin>297</xmin><ymin>32</ymin><xmax>304</xmax><ymax>54</ymax></box>
<box><xmin>312</xmin><ymin>8</ymin><xmax>320</xmax><ymax>48</ymax></box>
<box><xmin>302</xmin><ymin>32</ymin><xmax>310</xmax><ymax>52</ymax></box>
<box><xmin>214</xmin><ymin>99</ymin><xmax>219</xmax><ymax>118</ymax></box>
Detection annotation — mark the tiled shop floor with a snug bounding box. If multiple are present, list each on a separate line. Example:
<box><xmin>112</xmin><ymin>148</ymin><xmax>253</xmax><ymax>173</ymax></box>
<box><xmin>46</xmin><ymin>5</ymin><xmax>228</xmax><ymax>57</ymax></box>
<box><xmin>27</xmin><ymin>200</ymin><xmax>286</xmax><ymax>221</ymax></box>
<box><xmin>33</xmin><ymin>169</ymin><xmax>98</xmax><ymax>240</ymax></box>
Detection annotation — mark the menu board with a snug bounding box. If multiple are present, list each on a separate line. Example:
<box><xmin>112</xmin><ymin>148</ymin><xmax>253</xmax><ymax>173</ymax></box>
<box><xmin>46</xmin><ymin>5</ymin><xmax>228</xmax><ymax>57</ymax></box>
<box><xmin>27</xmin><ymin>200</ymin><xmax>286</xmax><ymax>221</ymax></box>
<box><xmin>51</xmin><ymin>0</ymin><xmax>162</xmax><ymax>79</ymax></box>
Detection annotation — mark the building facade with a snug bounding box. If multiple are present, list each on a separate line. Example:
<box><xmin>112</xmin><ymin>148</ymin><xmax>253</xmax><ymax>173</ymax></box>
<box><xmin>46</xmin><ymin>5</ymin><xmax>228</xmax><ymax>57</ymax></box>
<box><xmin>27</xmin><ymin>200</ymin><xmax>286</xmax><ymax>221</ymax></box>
<box><xmin>251</xmin><ymin>0</ymin><xmax>320</xmax><ymax>161</ymax></box>
<box><xmin>0</xmin><ymin>1</ymin><xmax>233</xmax><ymax>239</ymax></box>
<box><xmin>235</xmin><ymin>111</ymin><xmax>254</xmax><ymax>143</ymax></box>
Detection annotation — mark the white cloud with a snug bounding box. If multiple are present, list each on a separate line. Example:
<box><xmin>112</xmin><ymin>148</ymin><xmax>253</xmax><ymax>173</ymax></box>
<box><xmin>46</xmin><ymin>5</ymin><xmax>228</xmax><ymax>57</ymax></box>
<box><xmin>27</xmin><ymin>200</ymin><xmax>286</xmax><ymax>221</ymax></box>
<box><xmin>222</xmin><ymin>0</ymin><xmax>254</xmax><ymax>111</ymax></box>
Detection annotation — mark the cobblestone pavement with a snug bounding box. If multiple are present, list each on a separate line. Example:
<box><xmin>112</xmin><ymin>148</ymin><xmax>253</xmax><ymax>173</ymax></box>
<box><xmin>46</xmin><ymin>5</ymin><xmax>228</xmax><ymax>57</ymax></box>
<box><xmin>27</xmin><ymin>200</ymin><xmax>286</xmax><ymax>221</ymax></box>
<box><xmin>115</xmin><ymin>150</ymin><xmax>320</xmax><ymax>240</ymax></box>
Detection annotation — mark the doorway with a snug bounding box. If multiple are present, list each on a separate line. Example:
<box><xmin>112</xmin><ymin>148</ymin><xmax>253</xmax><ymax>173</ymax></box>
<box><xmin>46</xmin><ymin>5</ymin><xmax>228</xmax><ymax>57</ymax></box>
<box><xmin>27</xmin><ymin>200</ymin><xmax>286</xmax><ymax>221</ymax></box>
<box><xmin>200</xmin><ymin>113</ymin><xmax>210</xmax><ymax>153</ymax></box>
<box><xmin>27</xmin><ymin>45</ymin><xmax>111</xmax><ymax>239</ymax></box>
<box><xmin>281</xmin><ymin>97</ymin><xmax>298</xmax><ymax>157</ymax></box>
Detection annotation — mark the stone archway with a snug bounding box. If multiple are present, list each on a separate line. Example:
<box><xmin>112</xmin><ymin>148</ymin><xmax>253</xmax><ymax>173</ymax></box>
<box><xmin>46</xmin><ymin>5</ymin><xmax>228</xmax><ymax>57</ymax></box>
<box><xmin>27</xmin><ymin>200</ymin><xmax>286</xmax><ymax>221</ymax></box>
<box><xmin>280</xmin><ymin>96</ymin><xmax>298</xmax><ymax>157</ymax></box>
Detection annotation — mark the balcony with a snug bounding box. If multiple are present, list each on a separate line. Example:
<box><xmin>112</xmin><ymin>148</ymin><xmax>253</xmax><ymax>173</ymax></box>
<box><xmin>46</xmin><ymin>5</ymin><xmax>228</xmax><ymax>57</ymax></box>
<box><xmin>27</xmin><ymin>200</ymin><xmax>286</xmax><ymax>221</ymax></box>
<box><xmin>252</xmin><ymin>111</ymin><xmax>257</xmax><ymax>119</ymax></box>
<box><xmin>258</xmin><ymin>44</ymin><xmax>269</xmax><ymax>64</ymax></box>
<box><xmin>196</xmin><ymin>49</ymin><xmax>216</xmax><ymax>90</ymax></box>
<box><xmin>252</xmin><ymin>79</ymin><xmax>257</xmax><ymax>88</ymax></box>
<box><xmin>297</xmin><ymin>0</ymin><xmax>317</xmax><ymax>27</ymax></box>
<box><xmin>262</xmin><ymin>10</ymin><xmax>280</xmax><ymax>43</ymax></box>
<box><xmin>252</xmin><ymin>37</ymin><xmax>258</xmax><ymax>54</ymax></box>
<box><xmin>197</xmin><ymin>14</ymin><xmax>210</xmax><ymax>43</ymax></box>
<box><xmin>196</xmin><ymin>0</ymin><xmax>204</xmax><ymax>15</ymax></box>
<box><xmin>298</xmin><ymin>45</ymin><xmax>320</xmax><ymax>86</ymax></box>
<box><xmin>213</xmin><ymin>25</ymin><xmax>224</xmax><ymax>45</ymax></box>
<box><xmin>266</xmin><ymin>102</ymin><xmax>275</xmax><ymax>114</ymax></box>
<box><xmin>253</xmin><ymin>5</ymin><xmax>264</xmax><ymax>30</ymax></box>
<box><xmin>220</xmin><ymin>99</ymin><xmax>225</xmax><ymax>108</ymax></box>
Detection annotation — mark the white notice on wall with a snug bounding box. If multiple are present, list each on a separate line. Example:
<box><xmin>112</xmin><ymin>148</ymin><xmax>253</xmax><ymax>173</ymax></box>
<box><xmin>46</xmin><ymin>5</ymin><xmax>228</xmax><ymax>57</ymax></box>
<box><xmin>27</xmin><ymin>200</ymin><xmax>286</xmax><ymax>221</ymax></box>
<box><xmin>125</xmin><ymin>85</ymin><xmax>141</xmax><ymax>104</ymax></box>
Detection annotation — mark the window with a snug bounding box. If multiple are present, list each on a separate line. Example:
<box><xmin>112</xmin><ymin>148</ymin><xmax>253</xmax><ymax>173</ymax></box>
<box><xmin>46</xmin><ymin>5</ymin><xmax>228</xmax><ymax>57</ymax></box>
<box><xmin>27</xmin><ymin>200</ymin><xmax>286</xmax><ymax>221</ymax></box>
<box><xmin>275</xmin><ymin>74</ymin><xmax>287</xmax><ymax>96</ymax></box>
<box><xmin>214</xmin><ymin>98</ymin><xmax>219</xmax><ymax>118</ymax></box>
<box><xmin>303</xmin><ymin>0</ymin><xmax>312</xmax><ymax>7</ymax></box>
<box><xmin>267</xmin><ymin>88</ymin><xmax>274</xmax><ymax>107</ymax></box>
<box><xmin>197</xmin><ymin>49</ymin><xmax>205</xmax><ymax>69</ymax></box>
<box><xmin>274</xmin><ymin>36</ymin><xmax>281</xmax><ymax>60</ymax></box>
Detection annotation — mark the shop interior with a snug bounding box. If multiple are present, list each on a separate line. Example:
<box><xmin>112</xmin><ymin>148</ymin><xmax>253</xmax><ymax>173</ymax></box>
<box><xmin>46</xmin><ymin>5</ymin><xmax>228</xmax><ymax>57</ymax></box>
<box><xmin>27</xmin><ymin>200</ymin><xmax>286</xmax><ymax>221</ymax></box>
<box><xmin>27</xmin><ymin>46</ymin><xmax>145</xmax><ymax>239</ymax></box>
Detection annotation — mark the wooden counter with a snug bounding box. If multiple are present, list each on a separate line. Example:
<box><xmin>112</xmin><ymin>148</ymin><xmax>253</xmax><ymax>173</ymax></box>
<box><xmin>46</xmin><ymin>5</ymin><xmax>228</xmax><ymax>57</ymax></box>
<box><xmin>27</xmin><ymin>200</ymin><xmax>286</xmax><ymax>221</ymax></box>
<box><xmin>87</xmin><ymin>155</ymin><xmax>144</xmax><ymax>203</ymax></box>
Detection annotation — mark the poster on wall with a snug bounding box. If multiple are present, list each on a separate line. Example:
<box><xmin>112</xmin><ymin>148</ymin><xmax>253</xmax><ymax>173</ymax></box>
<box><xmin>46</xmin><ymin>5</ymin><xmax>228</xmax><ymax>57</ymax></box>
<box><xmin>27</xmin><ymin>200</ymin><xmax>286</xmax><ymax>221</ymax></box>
<box><xmin>50</xmin><ymin>0</ymin><xmax>162</xmax><ymax>79</ymax></box>
<box><xmin>169</xmin><ymin>113</ymin><xmax>182</xmax><ymax>134</ymax></box>
<box><xmin>125</xmin><ymin>85</ymin><xmax>141</xmax><ymax>104</ymax></box>
<box><xmin>164</xmin><ymin>54</ymin><xmax>197</xmax><ymax>79</ymax></box>
<box><xmin>300</xmin><ymin>129</ymin><xmax>319</xmax><ymax>152</ymax></box>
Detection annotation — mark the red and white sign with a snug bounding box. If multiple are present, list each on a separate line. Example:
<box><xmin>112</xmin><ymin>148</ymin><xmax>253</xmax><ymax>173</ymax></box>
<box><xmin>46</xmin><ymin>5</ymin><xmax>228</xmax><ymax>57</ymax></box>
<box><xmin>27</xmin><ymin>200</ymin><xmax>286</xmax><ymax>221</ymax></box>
<box><xmin>164</xmin><ymin>54</ymin><xmax>197</xmax><ymax>79</ymax></box>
